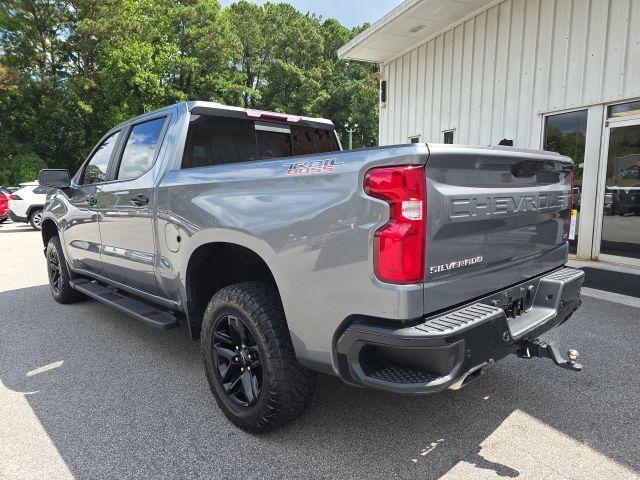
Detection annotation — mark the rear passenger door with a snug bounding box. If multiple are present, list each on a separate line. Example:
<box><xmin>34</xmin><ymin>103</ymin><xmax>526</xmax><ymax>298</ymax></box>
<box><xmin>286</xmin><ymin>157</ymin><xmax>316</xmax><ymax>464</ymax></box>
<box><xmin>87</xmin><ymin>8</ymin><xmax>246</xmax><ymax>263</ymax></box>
<box><xmin>96</xmin><ymin>113</ymin><xmax>170</xmax><ymax>296</ymax></box>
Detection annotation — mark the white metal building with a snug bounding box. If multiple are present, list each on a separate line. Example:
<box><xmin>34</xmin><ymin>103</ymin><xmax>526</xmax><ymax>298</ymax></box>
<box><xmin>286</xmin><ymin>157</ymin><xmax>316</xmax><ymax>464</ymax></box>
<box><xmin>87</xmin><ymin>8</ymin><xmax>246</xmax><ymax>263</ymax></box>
<box><xmin>339</xmin><ymin>0</ymin><xmax>640</xmax><ymax>267</ymax></box>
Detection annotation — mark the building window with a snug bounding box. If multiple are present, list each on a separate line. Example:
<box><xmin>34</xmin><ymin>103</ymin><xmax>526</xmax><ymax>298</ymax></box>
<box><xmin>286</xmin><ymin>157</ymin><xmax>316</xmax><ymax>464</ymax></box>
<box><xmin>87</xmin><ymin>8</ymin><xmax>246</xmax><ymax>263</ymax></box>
<box><xmin>409</xmin><ymin>136</ymin><xmax>420</xmax><ymax>143</ymax></box>
<box><xmin>443</xmin><ymin>130</ymin><xmax>454</xmax><ymax>144</ymax></box>
<box><xmin>543</xmin><ymin>109</ymin><xmax>588</xmax><ymax>254</ymax></box>
<box><xmin>608</xmin><ymin>100</ymin><xmax>640</xmax><ymax>119</ymax></box>
<box><xmin>543</xmin><ymin>110</ymin><xmax>587</xmax><ymax>162</ymax></box>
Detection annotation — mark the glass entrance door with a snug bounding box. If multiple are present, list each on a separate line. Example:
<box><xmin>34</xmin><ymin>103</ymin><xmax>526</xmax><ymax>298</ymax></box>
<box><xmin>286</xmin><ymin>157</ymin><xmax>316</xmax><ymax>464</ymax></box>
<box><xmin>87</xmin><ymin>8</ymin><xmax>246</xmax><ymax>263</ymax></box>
<box><xmin>597</xmin><ymin>115</ymin><xmax>640</xmax><ymax>265</ymax></box>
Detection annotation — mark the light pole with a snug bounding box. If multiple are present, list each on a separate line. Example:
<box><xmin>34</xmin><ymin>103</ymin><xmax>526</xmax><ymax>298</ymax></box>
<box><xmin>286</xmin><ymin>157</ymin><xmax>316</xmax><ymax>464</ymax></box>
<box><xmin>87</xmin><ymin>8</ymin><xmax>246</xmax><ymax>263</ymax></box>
<box><xmin>344</xmin><ymin>122</ymin><xmax>359</xmax><ymax>150</ymax></box>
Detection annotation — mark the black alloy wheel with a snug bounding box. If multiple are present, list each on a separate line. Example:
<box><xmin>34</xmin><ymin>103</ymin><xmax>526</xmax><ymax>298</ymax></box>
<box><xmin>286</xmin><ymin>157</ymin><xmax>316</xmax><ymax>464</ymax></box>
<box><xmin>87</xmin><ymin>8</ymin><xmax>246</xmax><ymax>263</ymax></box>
<box><xmin>45</xmin><ymin>235</ymin><xmax>85</xmax><ymax>304</ymax></box>
<box><xmin>201</xmin><ymin>282</ymin><xmax>316</xmax><ymax>432</ymax></box>
<box><xmin>212</xmin><ymin>314</ymin><xmax>263</xmax><ymax>407</ymax></box>
<box><xmin>47</xmin><ymin>246</ymin><xmax>62</xmax><ymax>295</ymax></box>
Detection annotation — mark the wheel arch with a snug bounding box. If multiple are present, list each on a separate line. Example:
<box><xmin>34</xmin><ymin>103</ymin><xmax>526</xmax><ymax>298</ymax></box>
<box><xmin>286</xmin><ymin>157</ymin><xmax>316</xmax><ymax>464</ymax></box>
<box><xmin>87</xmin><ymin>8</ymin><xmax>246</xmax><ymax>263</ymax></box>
<box><xmin>27</xmin><ymin>204</ymin><xmax>44</xmax><ymax>219</ymax></box>
<box><xmin>41</xmin><ymin>218</ymin><xmax>59</xmax><ymax>247</ymax></box>
<box><xmin>183</xmin><ymin>240</ymin><xmax>288</xmax><ymax>341</ymax></box>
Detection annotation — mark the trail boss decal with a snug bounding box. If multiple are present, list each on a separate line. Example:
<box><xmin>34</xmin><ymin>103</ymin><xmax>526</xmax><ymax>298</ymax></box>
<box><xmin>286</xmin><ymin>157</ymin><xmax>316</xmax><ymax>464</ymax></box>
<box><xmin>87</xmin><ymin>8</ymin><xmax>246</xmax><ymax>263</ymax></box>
<box><xmin>430</xmin><ymin>256</ymin><xmax>483</xmax><ymax>275</ymax></box>
<box><xmin>284</xmin><ymin>158</ymin><xmax>343</xmax><ymax>175</ymax></box>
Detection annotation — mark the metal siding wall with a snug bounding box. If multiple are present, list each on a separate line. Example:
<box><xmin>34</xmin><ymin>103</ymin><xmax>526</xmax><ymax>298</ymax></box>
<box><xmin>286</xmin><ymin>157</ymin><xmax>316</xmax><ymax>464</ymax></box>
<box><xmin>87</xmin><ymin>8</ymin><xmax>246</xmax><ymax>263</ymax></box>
<box><xmin>379</xmin><ymin>0</ymin><xmax>640</xmax><ymax>146</ymax></box>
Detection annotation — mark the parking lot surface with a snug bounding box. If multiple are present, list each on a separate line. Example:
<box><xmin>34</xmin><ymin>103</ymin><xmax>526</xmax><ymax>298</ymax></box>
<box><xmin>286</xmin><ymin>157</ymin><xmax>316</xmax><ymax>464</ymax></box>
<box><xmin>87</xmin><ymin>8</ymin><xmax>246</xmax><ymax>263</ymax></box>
<box><xmin>1</xmin><ymin>220</ymin><xmax>639</xmax><ymax>480</ymax></box>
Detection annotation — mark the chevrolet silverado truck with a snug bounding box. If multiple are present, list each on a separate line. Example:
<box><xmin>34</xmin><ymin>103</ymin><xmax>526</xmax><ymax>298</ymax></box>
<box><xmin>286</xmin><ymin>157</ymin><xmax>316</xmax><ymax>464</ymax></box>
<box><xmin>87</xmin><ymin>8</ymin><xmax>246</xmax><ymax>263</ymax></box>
<box><xmin>38</xmin><ymin>101</ymin><xmax>584</xmax><ymax>432</ymax></box>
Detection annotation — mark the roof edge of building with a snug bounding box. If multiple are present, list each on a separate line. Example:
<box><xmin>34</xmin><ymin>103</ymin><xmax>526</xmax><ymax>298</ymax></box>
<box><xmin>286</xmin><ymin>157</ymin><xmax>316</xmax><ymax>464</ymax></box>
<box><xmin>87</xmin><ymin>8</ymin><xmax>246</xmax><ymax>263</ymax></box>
<box><xmin>337</xmin><ymin>0</ymin><xmax>423</xmax><ymax>61</ymax></box>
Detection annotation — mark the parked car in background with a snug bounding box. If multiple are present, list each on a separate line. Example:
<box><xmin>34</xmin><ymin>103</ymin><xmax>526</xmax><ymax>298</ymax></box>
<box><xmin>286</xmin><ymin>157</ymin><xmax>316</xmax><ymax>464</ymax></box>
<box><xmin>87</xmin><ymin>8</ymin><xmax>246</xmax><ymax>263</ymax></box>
<box><xmin>608</xmin><ymin>186</ymin><xmax>640</xmax><ymax>216</ymax></box>
<box><xmin>8</xmin><ymin>182</ymin><xmax>53</xmax><ymax>230</ymax></box>
<box><xmin>0</xmin><ymin>188</ymin><xmax>11</xmax><ymax>223</ymax></box>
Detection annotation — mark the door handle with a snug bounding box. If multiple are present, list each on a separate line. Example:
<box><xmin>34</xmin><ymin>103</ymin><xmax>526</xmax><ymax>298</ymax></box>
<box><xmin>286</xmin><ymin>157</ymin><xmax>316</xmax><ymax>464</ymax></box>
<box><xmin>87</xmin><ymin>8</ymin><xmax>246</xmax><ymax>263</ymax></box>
<box><xmin>131</xmin><ymin>194</ymin><xmax>149</xmax><ymax>206</ymax></box>
<box><xmin>86</xmin><ymin>195</ymin><xmax>97</xmax><ymax>206</ymax></box>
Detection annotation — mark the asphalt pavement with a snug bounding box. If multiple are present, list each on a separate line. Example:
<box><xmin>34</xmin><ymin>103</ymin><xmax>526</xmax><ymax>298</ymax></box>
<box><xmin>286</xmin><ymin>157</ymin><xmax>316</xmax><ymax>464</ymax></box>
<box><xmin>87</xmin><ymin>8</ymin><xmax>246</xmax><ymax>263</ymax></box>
<box><xmin>1</xmin><ymin>220</ymin><xmax>639</xmax><ymax>480</ymax></box>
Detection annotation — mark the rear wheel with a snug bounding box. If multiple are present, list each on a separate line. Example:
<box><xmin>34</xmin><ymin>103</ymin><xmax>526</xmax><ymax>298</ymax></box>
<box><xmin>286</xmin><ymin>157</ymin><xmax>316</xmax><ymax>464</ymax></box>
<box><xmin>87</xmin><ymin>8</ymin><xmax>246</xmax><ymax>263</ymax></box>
<box><xmin>201</xmin><ymin>282</ymin><xmax>316</xmax><ymax>433</ymax></box>
<box><xmin>29</xmin><ymin>209</ymin><xmax>43</xmax><ymax>230</ymax></box>
<box><xmin>46</xmin><ymin>235</ymin><xmax>85</xmax><ymax>304</ymax></box>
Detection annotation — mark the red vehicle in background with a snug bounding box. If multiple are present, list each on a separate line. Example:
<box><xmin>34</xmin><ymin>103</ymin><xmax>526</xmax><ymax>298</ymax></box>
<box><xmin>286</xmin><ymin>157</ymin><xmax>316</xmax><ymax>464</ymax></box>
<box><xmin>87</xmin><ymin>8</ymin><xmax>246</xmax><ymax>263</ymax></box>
<box><xmin>0</xmin><ymin>188</ymin><xmax>11</xmax><ymax>223</ymax></box>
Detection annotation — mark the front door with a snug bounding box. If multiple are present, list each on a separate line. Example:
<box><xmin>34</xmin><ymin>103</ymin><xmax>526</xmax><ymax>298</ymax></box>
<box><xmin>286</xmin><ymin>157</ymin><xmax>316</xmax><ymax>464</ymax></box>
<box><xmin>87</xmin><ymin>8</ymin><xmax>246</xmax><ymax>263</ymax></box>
<box><xmin>96</xmin><ymin>115</ymin><xmax>169</xmax><ymax>295</ymax></box>
<box><xmin>596</xmin><ymin>114</ymin><xmax>640</xmax><ymax>266</ymax></box>
<box><xmin>63</xmin><ymin>130</ymin><xmax>122</xmax><ymax>274</ymax></box>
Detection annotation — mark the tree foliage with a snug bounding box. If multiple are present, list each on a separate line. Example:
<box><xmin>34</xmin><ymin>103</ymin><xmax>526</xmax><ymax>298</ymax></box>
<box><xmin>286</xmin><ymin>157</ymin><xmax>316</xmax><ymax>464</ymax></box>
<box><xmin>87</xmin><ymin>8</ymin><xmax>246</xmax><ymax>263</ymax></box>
<box><xmin>0</xmin><ymin>0</ymin><xmax>379</xmax><ymax>184</ymax></box>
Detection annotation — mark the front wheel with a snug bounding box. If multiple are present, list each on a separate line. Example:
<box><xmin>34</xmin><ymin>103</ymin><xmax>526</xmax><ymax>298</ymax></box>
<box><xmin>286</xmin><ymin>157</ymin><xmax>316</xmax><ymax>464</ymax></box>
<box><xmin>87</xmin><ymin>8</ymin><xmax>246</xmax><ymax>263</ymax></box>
<box><xmin>46</xmin><ymin>235</ymin><xmax>85</xmax><ymax>304</ymax></box>
<box><xmin>201</xmin><ymin>282</ymin><xmax>316</xmax><ymax>433</ymax></box>
<box><xmin>29</xmin><ymin>209</ymin><xmax>43</xmax><ymax>230</ymax></box>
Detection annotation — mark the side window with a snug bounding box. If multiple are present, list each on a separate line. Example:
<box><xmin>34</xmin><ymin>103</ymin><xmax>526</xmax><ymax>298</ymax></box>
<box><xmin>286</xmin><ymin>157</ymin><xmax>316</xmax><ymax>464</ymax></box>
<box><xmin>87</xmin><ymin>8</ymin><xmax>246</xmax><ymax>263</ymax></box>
<box><xmin>82</xmin><ymin>131</ymin><xmax>121</xmax><ymax>185</ymax></box>
<box><xmin>182</xmin><ymin>115</ymin><xmax>257</xmax><ymax>168</ymax></box>
<box><xmin>256</xmin><ymin>125</ymin><xmax>292</xmax><ymax>160</ymax></box>
<box><xmin>291</xmin><ymin>126</ymin><xmax>340</xmax><ymax>156</ymax></box>
<box><xmin>117</xmin><ymin>117</ymin><xmax>166</xmax><ymax>180</ymax></box>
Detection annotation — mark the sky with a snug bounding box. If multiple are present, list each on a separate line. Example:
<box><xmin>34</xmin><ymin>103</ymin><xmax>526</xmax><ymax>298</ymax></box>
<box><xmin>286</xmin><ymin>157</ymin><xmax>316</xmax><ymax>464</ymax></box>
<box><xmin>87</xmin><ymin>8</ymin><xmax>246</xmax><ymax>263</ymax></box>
<box><xmin>218</xmin><ymin>0</ymin><xmax>405</xmax><ymax>28</ymax></box>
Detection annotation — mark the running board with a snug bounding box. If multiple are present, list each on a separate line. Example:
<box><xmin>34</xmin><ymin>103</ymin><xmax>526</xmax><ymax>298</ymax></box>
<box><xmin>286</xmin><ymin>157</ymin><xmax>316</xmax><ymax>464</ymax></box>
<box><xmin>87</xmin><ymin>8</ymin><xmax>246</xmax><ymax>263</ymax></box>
<box><xmin>70</xmin><ymin>279</ymin><xmax>178</xmax><ymax>330</ymax></box>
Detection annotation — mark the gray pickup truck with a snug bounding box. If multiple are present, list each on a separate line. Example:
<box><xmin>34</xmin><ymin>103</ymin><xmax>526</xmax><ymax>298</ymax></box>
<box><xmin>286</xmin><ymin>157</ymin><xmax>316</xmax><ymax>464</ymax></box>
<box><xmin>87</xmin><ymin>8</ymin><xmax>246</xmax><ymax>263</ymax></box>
<box><xmin>38</xmin><ymin>101</ymin><xmax>584</xmax><ymax>432</ymax></box>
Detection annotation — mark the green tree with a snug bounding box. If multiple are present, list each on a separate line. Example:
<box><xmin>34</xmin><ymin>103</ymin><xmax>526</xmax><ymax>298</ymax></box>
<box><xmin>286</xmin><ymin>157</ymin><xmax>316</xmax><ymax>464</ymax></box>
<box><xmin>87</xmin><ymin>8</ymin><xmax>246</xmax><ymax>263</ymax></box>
<box><xmin>224</xmin><ymin>1</ymin><xmax>266</xmax><ymax>108</ymax></box>
<box><xmin>0</xmin><ymin>0</ymin><xmax>380</xmax><ymax>179</ymax></box>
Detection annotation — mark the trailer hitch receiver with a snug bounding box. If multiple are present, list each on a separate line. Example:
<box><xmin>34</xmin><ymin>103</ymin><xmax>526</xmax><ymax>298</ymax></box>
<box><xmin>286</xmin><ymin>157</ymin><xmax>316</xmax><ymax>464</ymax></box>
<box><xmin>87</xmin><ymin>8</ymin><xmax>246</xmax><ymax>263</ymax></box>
<box><xmin>517</xmin><ymin>339</ymin><xmax>582</xmax><ymax>371</ymax></box>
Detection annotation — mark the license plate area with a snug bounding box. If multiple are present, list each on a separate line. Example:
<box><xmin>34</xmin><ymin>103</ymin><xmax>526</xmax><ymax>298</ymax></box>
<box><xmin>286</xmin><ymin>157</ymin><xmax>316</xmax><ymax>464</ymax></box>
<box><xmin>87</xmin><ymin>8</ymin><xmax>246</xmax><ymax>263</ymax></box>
<box><xmin>503</xmin><ymin>296</ymin><xmax>526</xmax><ymax>319</ymax></box>
<box><xmin>480</xmin><ymin>279</ymin><xmax>539</xmax><ymax>321</ymax></box>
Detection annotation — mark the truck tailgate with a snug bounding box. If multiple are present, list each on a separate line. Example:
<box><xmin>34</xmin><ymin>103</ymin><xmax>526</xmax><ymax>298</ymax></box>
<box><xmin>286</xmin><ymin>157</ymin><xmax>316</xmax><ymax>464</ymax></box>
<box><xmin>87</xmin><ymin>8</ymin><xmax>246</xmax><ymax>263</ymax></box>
<box><xmin>423</xmin><ymin>145</ymin><xmax>572</xmax><ymax>315</ymax></box>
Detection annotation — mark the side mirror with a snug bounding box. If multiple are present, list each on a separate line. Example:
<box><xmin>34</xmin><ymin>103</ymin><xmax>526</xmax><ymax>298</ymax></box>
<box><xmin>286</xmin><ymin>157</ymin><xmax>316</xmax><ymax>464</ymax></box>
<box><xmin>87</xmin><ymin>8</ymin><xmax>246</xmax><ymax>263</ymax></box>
<box><xmin>39</xmin><ymin>169</ymin><xmax>71</xmax><ymax>188</ymax></box>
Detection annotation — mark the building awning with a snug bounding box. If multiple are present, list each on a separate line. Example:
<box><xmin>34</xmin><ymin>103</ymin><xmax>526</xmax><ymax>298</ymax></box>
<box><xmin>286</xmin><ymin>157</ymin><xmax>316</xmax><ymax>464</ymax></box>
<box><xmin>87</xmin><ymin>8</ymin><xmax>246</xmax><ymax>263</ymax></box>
<box><xmin>338</xmin><ymin>0</ymin><xmax>495</xmax><ymax>63</ymax></box>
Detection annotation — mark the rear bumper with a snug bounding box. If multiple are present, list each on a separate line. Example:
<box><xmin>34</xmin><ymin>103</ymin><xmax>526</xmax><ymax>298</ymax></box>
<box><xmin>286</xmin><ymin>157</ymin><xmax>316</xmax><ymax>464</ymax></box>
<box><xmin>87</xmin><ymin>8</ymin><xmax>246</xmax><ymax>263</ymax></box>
<box><xmin>336</xmin><ymin>267</ymin><xmax>584</xmax><ymax>393</ymax></box>
<box><xmin>9</xmin><ymin>211</ymin><xmax>27</xmax><ymax>223</ymax></box>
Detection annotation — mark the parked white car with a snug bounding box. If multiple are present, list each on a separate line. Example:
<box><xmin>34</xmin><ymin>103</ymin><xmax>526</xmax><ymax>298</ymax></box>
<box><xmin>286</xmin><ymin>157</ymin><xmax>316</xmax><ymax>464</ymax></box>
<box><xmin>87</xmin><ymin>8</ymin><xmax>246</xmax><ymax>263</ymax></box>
<box><xmin>8</xmin><ymin>182</ymin><xmax>53</xmax><ymax>230</ymax></box>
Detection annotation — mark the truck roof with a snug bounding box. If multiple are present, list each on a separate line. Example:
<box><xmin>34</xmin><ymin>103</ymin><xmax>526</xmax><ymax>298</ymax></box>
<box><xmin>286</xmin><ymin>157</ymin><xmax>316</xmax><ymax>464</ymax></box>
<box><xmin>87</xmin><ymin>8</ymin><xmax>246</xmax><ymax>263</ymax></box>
<box><xmin>131</xmin><ymin>101</ymin><xmax>335</xmax><ymax>130</ymax></box>
<box><xmin>186</xmin><ymin>101</ymin><xmax>334</xmax><ymax>127</ymax></box>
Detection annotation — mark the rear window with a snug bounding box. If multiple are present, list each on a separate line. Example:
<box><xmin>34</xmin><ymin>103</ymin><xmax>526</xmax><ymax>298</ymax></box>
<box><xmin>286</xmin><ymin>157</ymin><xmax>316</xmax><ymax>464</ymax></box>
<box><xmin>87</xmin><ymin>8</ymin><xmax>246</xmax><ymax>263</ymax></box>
<box><xmin>182</xmin><ymin>116</ymin><xmax>257</xmax><ymax>169</ymax></box>
<box><xmin>292</xmin><ymin>126</ymin><xmax>340</xmax><ymax>155</ymax></box>
<box><xmin>256</xmin><ymin>124</ymin><xmax>292</xmax><ymax>160</ymax></box>
<box><xmin>182</xmin><ymin>114</ymin><xmax>338</xmax><ymax>169</ymax></box>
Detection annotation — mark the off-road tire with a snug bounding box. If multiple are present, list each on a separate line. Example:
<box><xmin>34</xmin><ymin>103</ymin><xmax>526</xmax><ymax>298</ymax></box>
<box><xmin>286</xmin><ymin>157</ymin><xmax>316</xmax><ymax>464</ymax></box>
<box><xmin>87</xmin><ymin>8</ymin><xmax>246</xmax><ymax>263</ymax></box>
<box><xmin>201</xmin><ymin>281</ymin><xmax>316</xmax><ymax>433</ymax></box>
<box><xmin>46</xmin><ymin>235</ymin><xmax>85</xmax><ymax>304</ymax></box>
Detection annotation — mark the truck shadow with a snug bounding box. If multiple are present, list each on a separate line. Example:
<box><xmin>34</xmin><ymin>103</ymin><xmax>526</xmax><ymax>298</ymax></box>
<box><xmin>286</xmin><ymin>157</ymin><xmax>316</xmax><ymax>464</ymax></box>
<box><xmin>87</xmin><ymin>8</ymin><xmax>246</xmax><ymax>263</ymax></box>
<box><xmin>1</xmin><ymin>286</ymin><xmax>638</xmax><ymax>479</ymax></box>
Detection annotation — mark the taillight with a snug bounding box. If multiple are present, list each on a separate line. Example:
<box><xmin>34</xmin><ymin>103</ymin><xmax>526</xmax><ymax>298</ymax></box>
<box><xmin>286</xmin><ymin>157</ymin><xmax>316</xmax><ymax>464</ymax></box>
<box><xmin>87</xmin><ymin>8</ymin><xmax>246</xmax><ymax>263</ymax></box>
<box><xmin>9</xmin><ymin>194</ymin><xmax>21</xmax><ymax>200</ymax></box>
<box><xmin>364</xmin><ymin>165</ymin><xmax>426</xmax><ymax>284</ymax></box>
